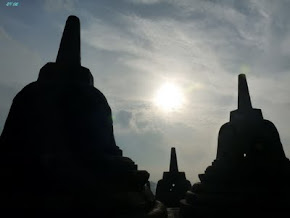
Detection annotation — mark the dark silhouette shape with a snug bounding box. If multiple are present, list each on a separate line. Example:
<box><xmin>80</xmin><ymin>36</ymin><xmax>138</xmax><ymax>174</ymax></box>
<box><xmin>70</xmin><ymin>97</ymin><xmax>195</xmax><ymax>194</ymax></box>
<box><xmin>0</xmin><ymin>15</ymin><xmax>167</xmax><ymax>217</ymax></box>
<box><xmin>56</xmin><ymin>16</ymin><xmax>80</xmax><ymax>66</ymax></box>
<box><xmin>180</xmin><ymin>74</ymin><xmax>290</xmax><ymax>217</ymax></box>
<box><xmin>156</xmin><ymin>147</ymin><xmax>191</xmax><ymax>208</ymax></box>
<box><xmin>238</xmin><ymin>74</ymin><xmax>252</xmax><ymax>110</ymax></box>
<box><xmin>170</xmin><ymin>147</ymin><xmax>179</xmax><ymax>173</ymax></box>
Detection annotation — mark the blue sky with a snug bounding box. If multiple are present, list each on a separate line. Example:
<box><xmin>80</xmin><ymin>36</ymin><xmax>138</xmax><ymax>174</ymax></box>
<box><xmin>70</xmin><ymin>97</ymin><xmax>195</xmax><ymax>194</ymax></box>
<box><xmin>1</xmin><ymin>0</ymin><xmax>290</xmax><ymax>183</ymax></box>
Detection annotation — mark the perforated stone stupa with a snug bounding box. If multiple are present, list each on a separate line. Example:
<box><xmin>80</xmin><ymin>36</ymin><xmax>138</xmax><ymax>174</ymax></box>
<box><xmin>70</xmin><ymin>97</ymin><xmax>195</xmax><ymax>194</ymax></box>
<box><xmin>0</xmin><ymin>15</ymin><xmax>167</xmax><ymax>218</ymax></box>
<box><xmin>180</xmin><ymin>74</ymin><xmax>290</xmax><ymax>217</ymax></box>
<box><xmin>156</xmin><ymin>147</ymin><xmax>191</xmax><ymax>208</ymax></box>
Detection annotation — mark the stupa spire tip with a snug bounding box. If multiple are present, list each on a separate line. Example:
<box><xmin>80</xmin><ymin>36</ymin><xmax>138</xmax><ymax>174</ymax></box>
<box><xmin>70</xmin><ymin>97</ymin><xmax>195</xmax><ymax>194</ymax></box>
<box><xmin>56</xmin><ymin>15</ymin><xmax>81</xmax><ymax>65</ymax></box>
<box><xmin>238</xmin><ymin>73</ymin><xmax>252</xmax><ymax>110</ymax></box>
<box><xmin>170</xmin><ymin>147</ymin><xmax>178</xmax><ymax>172</ymax></box>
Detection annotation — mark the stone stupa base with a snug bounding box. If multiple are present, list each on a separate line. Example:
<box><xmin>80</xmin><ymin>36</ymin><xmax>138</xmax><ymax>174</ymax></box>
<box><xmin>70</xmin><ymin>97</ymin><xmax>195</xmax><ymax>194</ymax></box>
<box><xmin>180</xmin><ymin>157</ymin><xmax>290</xmax><ymax>218</ymax></box>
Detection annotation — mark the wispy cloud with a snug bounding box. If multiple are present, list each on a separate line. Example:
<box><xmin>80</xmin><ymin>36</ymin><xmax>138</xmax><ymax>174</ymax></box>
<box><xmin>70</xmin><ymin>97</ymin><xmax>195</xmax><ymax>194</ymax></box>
<box><xmin>80</xmin><ymin>1</ymin><xmax>290</xmax><ymax>182</ymax></box>
<box><xmin>2</xmin><ymin>0</ymin><xmax>290</xmax><ymax>183</ymax></box>
<box><xmin>126</xmin><ymin>0</ymin><xmax>165</xmax><ymax>4</ymax></box>
<box><xmin>43</xmin><ymin>0</ymin><xmax>77</xmax><ymax>12</ymax></box>
<box><xmin>0</xmin><ymin>26</ymin><xmax>43</xmax><ymax>85</ymax></box>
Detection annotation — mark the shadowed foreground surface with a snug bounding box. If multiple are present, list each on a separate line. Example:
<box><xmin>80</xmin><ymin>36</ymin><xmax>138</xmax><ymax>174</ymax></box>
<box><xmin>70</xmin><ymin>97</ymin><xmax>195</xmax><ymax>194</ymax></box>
<box><xmin>167</xmin><ymin>208</ymin><xmax>180</xmax><ymax>218</ymax></box>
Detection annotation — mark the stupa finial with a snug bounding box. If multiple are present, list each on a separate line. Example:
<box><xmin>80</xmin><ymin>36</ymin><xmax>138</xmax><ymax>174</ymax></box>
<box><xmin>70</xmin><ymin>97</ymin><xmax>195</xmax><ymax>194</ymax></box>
<box><xmin>56</xmin><ymin>15</ymin><xmax>80</xmax><ymax>66</ymax></box>
<box><xmin>169</xmin><ymin>147</ymin><xmax>179</xmax><ymax>172</ymax></box>
<box><xmin>238</xmin><ymin>74</ymin><xmax>252</xmax><ymax>110</ymax></box>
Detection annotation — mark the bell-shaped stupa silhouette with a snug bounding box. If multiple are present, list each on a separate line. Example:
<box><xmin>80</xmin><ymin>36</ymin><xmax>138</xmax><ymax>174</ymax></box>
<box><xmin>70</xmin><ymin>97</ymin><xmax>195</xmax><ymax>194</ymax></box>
<box><xmin>156</xmin><ymin>147</ymin><xmax>191</xmax><ymax>207</ymax></box>
<box><xmin>0</xmin><ymin>16</ymin><xmax>167</xmax><ymax>217</ymax></box>
<box><xmin>180</xmin><ymin>74</ymin><xmax>290</xmax><ymax>217</ymax></box>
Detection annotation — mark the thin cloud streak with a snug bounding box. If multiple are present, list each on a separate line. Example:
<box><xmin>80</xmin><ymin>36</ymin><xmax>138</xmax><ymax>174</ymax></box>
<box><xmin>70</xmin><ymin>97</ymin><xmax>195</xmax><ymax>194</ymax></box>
<box><xmin>1</xmin><ymin>0</ymin><xmax>290</xmax><ymax>183</ymax></box>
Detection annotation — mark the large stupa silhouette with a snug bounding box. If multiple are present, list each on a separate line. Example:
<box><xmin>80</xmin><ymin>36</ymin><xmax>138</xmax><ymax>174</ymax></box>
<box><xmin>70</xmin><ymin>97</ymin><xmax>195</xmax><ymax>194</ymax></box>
<box><xmin>180</xmin><ymin>74</ymin><xmax>290</xmax><ymax>217</ymax></box>
<box><xmin>0</xmin><ymin>16</ymin><xmax>167</xmax><ymax>217</ymax></box>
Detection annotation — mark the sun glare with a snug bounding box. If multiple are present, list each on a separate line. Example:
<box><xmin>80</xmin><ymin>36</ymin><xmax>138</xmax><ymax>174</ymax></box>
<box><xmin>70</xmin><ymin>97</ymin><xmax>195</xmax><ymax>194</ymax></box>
<box><xmin>154</xmin><ymin>83</ymin><xmax>184</xmax><ymax>112</ymax></box>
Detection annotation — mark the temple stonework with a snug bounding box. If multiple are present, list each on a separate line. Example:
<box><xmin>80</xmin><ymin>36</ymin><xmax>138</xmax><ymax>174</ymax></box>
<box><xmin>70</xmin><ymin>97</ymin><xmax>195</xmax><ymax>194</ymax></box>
<box><xmin>0</xmin><ymin>16</ymin><xmax>167</xmax><ymax>217</ymax></box>
<box><xmin>2</xmin><ymin>14</ymin><xmax>290</xmax><ymax>218</ymax></box>
<box><xmin>180</xmin><ymin>74</ymin><xmax>290</xmax><ymax>217</ymax></box>
<box><xmin>156</xmin><ymin>147</ymin><xmax>191</xmax><ymax>208</ymax></box>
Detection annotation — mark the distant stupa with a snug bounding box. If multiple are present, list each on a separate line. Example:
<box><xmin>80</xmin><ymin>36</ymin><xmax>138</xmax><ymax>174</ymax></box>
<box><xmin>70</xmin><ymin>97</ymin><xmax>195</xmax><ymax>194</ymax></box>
<box><xmin>180</xmin><ymin>74</ymin><xmax>290</xmax><ymax>217</ymax></box>
<box><xmin>156</xmin><ymin>147</ymin><xmax>191</xmax><ymax>207</ymax></box>
<box><xmin>0</xmin><ymin>16</ymin><xmax>167</xmax><ymax>217</ymax></box>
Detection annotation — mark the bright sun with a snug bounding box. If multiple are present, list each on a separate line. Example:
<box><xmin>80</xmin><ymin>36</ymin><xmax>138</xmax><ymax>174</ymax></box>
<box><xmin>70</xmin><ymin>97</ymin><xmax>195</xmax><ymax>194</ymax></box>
<box><xmin>154</xmin><ymin>83</ymin><xmax>184</xmax><ymax>112</ymax></box>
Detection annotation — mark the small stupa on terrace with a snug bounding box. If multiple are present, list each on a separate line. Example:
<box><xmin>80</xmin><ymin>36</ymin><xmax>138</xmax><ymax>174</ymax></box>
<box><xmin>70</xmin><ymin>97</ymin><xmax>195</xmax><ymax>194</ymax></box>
<box><xmin>156</xmin><ymin>147</ymin><xmax>191</xmax><ymax>207</ymax></box>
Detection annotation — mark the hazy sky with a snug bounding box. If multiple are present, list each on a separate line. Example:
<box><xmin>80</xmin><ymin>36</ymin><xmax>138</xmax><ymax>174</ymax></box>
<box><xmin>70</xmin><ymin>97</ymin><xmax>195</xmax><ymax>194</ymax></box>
<box><xmin>1</xmin><ymin>0</ymin><xmax>290</xmax><ymax>183</ymax></box>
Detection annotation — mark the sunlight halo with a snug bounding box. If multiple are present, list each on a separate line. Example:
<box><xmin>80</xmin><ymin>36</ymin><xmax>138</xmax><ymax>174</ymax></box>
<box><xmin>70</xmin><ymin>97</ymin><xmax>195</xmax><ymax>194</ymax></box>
<box><xmin>154</xmin><ymin>82</ymin><xmax>184</xmax><ymax>112</ymax></box>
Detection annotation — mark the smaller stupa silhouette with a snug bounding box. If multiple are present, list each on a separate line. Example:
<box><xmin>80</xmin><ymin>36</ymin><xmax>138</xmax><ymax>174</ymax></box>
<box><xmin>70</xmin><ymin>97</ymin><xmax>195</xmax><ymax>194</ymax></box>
<box><xmin>156</xmin><ymin>147</ymin><xmax>191</xmax><ymax>207</ymax></box>
<box><xmin>0</xmin><ymin>16</ymin><xmax>167</xmax><ymax>217</ymax></box>
<box><xmin>180</xmin><ymin>74</ymin><xmax>290</xmax><ymax>217</ymax></box>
